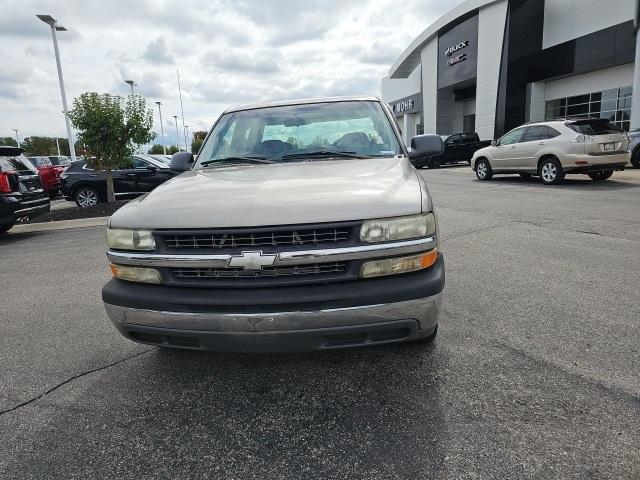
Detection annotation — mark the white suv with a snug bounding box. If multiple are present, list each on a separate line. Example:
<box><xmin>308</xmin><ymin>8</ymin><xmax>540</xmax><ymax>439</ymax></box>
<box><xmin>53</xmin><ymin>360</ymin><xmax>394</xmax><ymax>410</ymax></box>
<box><xmin>471</xmin><ymin>119</ymin><xmax>629</xmax><ymax>185</ymax></box>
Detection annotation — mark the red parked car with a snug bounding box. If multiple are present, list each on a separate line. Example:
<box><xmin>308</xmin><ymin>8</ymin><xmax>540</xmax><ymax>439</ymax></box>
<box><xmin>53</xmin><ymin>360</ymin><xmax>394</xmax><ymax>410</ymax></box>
<box><xmin>27</xmin><ymin>156</ymin><xmax>62</xmax><ymax>198</ymax></box>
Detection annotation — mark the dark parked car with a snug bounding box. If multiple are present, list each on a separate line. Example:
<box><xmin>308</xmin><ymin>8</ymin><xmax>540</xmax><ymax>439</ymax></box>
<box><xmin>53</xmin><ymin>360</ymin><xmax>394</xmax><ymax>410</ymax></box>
<box><xmin>626</xmin><ymin>129</ymin><xmax>640</xmax><ymax>168</ymax></box>
<box><xmin>411</xmin><ymin>132</ymin><xmax>491</xmax><ymax>168</ymax></box>
<box><xmin>0</xmin><ymin>147</ymin><xmax>50</xmax><ymax>233</ymax></box>
<box><xmin>60</xmin><ymin>154</ymin><xmax>177</xmax><ymax>207</ymax></box>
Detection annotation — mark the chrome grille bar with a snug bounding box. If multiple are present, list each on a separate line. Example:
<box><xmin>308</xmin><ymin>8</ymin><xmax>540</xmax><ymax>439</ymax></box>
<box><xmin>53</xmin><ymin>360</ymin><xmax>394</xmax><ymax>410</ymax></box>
<box><xmin>107</xmin><ymin>236</ymin><xmax>437</xmax><ymax>268</ymax></box>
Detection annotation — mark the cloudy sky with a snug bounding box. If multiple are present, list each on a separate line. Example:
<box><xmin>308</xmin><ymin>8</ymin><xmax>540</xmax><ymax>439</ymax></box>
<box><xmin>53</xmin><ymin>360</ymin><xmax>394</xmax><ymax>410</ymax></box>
<box><xmin>1</xmin><ymin>0</ymin><xmax>461</xmax><ymax>148</ymax></box>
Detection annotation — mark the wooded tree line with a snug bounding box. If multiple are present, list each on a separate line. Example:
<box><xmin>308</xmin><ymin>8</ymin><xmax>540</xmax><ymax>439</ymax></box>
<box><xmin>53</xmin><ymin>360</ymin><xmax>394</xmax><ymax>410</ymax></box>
<box><xmin>146</xmin><ymin>130</ymin><xmax>207</xmax><ymax>155</ymax></box>
<box><xmin>0</xmin><ymin>136</ymin><xmax>79</xmax><ymax>156</ymax></box>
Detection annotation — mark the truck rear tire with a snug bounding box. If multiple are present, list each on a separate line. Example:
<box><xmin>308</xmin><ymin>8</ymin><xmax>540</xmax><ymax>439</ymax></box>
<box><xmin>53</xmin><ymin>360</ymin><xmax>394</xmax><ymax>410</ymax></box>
<box><xmin>588</xmin><ymin>170</ymin><xmax>613</xmax><ymax>181</ymax></box>
<box><xmin>0</xmin><ymin>222</ymin><xmax>14</xmax><ymax>234</ymax></box>
<box><xmin>539</xmin><ymin>157</ymin><xmax>564</xmax><ymax>185</ymax></box>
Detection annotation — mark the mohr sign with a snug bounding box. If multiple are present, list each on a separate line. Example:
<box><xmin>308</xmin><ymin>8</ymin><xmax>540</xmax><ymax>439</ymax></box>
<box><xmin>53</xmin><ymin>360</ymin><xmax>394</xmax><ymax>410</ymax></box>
<box><xmin>389</xmin><ymin>93</ymin><xmax>422</xmax><ymax>117</ymax></box>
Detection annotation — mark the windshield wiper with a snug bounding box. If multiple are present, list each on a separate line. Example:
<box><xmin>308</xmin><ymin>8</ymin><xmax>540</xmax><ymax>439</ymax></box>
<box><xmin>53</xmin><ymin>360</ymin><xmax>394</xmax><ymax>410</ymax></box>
<box><xmin>200</xmin><ymin>156</ymin><xmax>274</xmax><ymax>167</ymax></box>
<box><xmin>281</xmin><ymin>150</ymin><xmax>368</xmax><ymax>160</ymax></box>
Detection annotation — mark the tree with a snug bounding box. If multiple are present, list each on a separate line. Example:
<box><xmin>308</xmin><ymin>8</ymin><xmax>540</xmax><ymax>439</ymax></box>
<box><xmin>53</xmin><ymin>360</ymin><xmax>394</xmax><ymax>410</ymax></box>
<box><xmin>68</xmin><ymin>92</ymin><xmax>155</xmax><ymax>202</ymax></box>
<box><xmin>0</xmin><ymin>137</ymin><xmax>18</xmax><ymax>147</ymax></box>
<box><xmin>22</xmin><ymin>136</ymin><xmax>56</xmax><ymax>156</ymax></box>
<box><xmin>167</xmin><ymin>145</ymin><xmax>179</xmax><ymax>155</ymax></box>
<box><xmin>148</xmin><ymin>144</ymin><xmax>165</xmax><ymax>154</ymax></box>
<box><xmin>191</xmin><ymin>130</ymin><xmax>207</xmax><ymax>154</ymax></box>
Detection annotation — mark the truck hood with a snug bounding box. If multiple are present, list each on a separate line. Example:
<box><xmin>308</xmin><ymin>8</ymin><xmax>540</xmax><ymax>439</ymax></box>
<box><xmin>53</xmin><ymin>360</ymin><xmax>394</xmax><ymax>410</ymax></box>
<box><xmin>109</xmin><ymin>157</ymin><xmax>424</xmax><ymax>229</ymax></box>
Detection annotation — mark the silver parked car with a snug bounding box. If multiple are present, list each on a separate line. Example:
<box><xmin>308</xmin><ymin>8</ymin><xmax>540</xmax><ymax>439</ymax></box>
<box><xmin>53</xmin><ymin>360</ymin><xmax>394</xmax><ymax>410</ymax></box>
<box><xmin>102</xmin><ymin>96</ymin><xmax>445</xmax><ymax>352</ymax></box>
<box><xmin>471</xmin><ymin>119</ymin><xmax>630</xmax><ymax>185</ymax></box>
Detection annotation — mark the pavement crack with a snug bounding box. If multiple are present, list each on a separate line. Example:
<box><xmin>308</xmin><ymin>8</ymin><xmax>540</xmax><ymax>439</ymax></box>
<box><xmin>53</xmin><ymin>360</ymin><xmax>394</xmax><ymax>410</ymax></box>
<box><xmin>487</xmin><ymin>335</ymin><xmax>640</xmax><ymax>407</ymax></box>
<box><xmin>445</xmin><ymin>223</ymin><xmax>509</xmax><ymax>241</ymax></box>
<box><xmin>0</xmin><ymin>347</ymin><xmax>156</xmax><ymax>416</ymax></box>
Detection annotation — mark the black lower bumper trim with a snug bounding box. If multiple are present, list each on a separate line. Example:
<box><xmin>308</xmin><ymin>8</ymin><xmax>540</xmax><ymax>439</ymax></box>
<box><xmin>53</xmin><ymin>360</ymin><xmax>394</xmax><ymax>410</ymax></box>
<box><xmin>118</xmin><ymin>319</ymin><xmax>428</xmax><ymax>353</ymax></box>
<box><xmin>102</xmin><ymin>254</ymin><xmax>445</xmax><ymax>314</ymax></box>
<box><xmin>564</xmin><ymin>162</ymin><xmax>626</xmax><ymax>174</ymax></box>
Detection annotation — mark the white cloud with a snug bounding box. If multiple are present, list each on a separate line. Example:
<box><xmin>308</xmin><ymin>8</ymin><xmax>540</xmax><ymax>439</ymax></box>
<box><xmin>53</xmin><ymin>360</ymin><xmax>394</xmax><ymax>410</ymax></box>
<box><xmin>142</xmin><ymin>37</ymin><xmax>174</xmax><ymax>65</ymax></box>
<box><xmin>0</xmin><ymin>0</ymin><xmax>462</xmax><ymax>147</ymax></box>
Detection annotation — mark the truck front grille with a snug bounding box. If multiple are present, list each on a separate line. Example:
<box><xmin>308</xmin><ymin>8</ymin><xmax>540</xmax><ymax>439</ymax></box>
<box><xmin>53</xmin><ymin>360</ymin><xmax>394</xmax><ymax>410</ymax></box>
<box><xmin>173</xmin><ymin>262</ymin><xmax>347</xmax><ymax>279</ymax></box>
<box><xmin>169</xmin><ymin>262</ymin><xmax>351</xmax><ymax>287</ymax></box>
<box><xmin>155</xmin><ymin>222</ymin><xmax>360</xmax><ymax>253</ymax></box>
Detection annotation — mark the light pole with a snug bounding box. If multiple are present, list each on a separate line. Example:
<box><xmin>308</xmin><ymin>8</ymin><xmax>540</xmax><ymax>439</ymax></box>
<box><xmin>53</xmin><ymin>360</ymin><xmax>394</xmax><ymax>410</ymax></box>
<box><xmin>124</xmin><ymin>79</ymin><xmax>137</xmax><ymax>96</ymax></box>
<box><xmin>155</xmin><ymin>102</ymin><xmax>166</xmax><ymax>155</ymax></box>
<box><xmin>12</xmin><ymin>129</ymin><xmax>20</xmax><ymax>148</ymax></box>
<box><xmin>177</xmin><ymin>68</ymin><xmax>188</xmax><ymax>151</ymax></box>
<box><xmin>36</xmin><ymin>14</ymin><xmax>76</xmax><ymax>162</ymax></box>
<box><xmin>56</xmin><ymin>137</ymin><xmax>61</xmax><ymax>156</ymax></box>
<box><xmin>185</xmin><ymin>125</ymin><xmax>190</xmax><ymax>152</ymax></box>
<box><xmin>173</xmin><ymin>115</ymin><xmax>180</xmax><ymax>151</ymax></box>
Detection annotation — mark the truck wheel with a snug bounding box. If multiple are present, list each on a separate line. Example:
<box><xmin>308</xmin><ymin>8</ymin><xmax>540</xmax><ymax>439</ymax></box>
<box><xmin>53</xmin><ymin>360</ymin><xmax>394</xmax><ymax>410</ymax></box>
<box><xmin>588</xmin><ymin>170</ymin><xmax>614</xmax><ymax>181</ymax></box>
<box><xmin>475</xmin><ymin>159</ymin><xmax>492</xmax><ymax>180</ymax></box>
<box><xmin>539</xmin><ymin>157</ymin><xmax>564</xmax><ymax>185</ymax></box>
<box><xmin>75</xmin><ymin>186</ymin><xmax>100</xmax><ymax>208</ymax></box>
<box><xmin>0</xmin><ymin>222</ymin><xmax>14</xmax><ymax>234</ymax></box>
<box><xmin>631</xmin><ymin>149</ymin><xmax>640</xmax><ymax>168</ymax></box>
<box><xmin>428</xmin><ymin>158</ymin><xmax>441</xmax><ymax>169</ymax></box>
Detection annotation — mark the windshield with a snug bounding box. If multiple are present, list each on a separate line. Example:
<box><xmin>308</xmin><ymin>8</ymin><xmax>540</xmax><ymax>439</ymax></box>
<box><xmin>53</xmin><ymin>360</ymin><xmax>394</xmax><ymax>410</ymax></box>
<box><xmin>195</xmin><ymin>100</ymin><xmax>401</xmax><ymax>167</ymax></box>
<box><xmin>48</xmin><ymin>156</ymin><xmax>71</xmax><ymax>166</ymax></box>
<box><xmin>567</xmin><ymin>120</ymin><xmax>622</xmax><ymax>135</ymax></box>
<box><xmin>150</xmin><ymin>155</ymin><xmax>170</xmax><ymax>164</ymax></box>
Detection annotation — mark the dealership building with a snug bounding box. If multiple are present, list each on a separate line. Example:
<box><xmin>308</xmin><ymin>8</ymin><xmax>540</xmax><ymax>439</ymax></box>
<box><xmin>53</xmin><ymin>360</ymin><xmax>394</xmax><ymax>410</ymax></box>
<box><xmin>382</xmin><ymin>0</ymin><xmax>640</xmax><ymax>143</ymax></box>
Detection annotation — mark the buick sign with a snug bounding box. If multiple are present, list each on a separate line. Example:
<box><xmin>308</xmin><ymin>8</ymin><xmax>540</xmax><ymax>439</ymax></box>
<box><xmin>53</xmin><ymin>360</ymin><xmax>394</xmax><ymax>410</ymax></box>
<box><xmin>444</xmin><ymin>40</ymin><xmax>469</xmax><ymax>57</ymax></box>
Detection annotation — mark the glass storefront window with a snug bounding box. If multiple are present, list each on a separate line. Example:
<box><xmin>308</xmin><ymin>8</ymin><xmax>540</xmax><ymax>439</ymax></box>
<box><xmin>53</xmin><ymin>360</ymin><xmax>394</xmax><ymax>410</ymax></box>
<box><xmin>545</xmin><ymin>86</ymin><xmax>633</xmax><ymax>131</ymax></box>
<box><xmin>567</xmin><ymin>94</ymin><xmax>590</xmax><ymax>106</ymax></box>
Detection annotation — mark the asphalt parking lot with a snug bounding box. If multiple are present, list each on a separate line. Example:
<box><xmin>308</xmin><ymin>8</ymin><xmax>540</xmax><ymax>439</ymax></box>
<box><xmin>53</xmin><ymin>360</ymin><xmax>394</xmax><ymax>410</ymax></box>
<box><xmin>1</xmin><ymin>167</ymin><xmax>639</xmax><ymax>479</ymax></box>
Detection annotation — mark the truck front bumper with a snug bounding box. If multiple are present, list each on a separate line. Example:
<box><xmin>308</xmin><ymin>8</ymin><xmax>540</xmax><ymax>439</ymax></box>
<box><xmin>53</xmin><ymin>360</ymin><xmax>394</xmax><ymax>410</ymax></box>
<box><xmin>104</xmin><ymin>295</ymin><xmax>441</xmax><ymax>352</ymax></box>
<box><xmin>102</xmin><ymin>255</ymin><xmax>445</xmax><ymax>352</ymax></box>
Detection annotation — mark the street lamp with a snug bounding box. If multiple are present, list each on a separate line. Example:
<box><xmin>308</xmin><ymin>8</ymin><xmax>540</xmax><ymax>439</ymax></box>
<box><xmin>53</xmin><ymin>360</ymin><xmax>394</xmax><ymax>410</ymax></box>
<box><xmin>12</xmin><ymin>129</ymin><xmax>20</xmax><ymax>148</ymax></box>
<box><xmin>155</xmin><ymin>102</ymin><xmax>166</xmax><ymax>155</ymax></box>
<box><xmin>124</xmin><ymin>79</ymin><xmax>137</xmax><ymax>95</ymax></box>
<box><xmin>173</xmin><ymin>115</ymin><xmax>180</xmax><ymax>151</ymax></box>
<box><xmin>185</xmin><ymin>125</ymin><xmax>190</xmax><ymax>152</ymax></box>
<box><xmin>36</xmin><ymin>14</ymin><xmax>76</xmax><ymax>162</ymax></box>
<box><xmin>176</xmin><ymin>68</ymin><xmax>188</xmax><ymax>152</ymax></box>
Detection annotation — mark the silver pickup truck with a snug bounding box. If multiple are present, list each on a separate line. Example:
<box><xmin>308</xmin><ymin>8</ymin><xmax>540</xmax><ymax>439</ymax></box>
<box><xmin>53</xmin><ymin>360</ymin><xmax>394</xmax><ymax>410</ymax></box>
<box><xmin>102</xmin><ymin>96</ymin><xmax>445</xmax><ymax>352</ymax></box>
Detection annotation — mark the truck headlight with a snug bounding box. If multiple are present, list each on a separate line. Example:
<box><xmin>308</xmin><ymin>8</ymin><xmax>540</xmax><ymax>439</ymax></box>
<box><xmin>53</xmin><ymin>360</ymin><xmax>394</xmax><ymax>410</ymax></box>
<box><xmin>360</xmin><ymin>213</ymin><xmax>436</xmax><ymax>243</ymax></box>
<box><xmin>106</xmin><ymin>228</ymin><xmax>156</xmax><ymax>251</ymax></box>
<box><xmin>110</xmin><ymin>264</ymin><xmax>162</xmax><ymax>284</ymax></box>
<box><xmin>361</xmin><ymin>249</ymin><xmax>438</xmax><ymax>278</ymax></box>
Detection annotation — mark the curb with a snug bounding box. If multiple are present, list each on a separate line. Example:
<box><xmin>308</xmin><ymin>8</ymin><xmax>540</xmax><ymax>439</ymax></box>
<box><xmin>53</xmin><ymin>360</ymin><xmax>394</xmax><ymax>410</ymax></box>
<box><xmin>10</xmin><ymin>217</ymin><xmax>109</xmax><ymax>234</ymax></box>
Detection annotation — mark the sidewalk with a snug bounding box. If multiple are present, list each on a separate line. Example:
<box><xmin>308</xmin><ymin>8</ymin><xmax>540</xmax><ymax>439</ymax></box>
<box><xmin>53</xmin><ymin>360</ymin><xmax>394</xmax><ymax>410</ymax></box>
<box><xmin>10</xmin><ymin>217</ymin><xmax>109</xmax><ymax>234</ymax></box>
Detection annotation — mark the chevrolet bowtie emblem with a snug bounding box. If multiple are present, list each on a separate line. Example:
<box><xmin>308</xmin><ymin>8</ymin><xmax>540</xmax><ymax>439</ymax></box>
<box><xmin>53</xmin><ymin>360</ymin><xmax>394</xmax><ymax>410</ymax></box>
<box><xmin>228</xmin><ymin>251</ymin><xmax>277</xmax><ymax>270</ymax></box>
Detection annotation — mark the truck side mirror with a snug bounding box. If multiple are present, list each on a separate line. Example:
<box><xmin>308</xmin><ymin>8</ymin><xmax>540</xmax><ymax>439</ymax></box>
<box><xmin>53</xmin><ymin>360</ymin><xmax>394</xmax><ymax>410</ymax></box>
<box><xmin>170</xmin><ymin>152</ymin><xmax>194</xmax><ymax>172</ymax></box>
<box><xmin>409</xmin><ymin>134</ymin><xmax>444</xmax><ymax>158</ymax></box>
<box><xmin>491</xmin><ymin>139</ymin><xmax>497</xmax><ymax>147</ymax></box>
